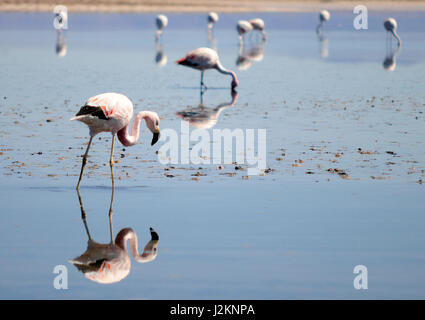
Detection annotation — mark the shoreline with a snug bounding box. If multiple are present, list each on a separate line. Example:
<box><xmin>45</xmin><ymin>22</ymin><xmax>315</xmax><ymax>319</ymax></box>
<box><xmin>1</xmin><ymin>1</ymin><xmax>425</xmax><ymax>13</ymax></box>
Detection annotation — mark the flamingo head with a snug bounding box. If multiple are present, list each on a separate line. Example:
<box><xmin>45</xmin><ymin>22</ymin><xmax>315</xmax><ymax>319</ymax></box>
<box><xmin>143</xmin><ymin>111</ymin><xmax>161</xmax><ymax>146</ymax></box>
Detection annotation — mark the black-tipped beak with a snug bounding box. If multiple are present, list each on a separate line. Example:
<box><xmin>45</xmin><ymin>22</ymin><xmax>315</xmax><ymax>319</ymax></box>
<box><xmin>150</xmin><ymin>227</ymin><xmax>159</xmax><ymax>240</ymax></box>
<box><xmin>151</xmin><ymin>132</ymin><xmax>160</xmax><ymax>146</ymax></box>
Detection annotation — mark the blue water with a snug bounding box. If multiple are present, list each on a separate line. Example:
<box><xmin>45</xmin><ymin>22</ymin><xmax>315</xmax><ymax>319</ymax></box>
<box><xmin>0</xmin><ymin>11</ymin><xmax>424</xmax><ymax>299</ymax></box>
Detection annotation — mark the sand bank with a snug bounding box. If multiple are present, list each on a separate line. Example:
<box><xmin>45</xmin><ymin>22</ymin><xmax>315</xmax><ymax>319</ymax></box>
<box><xmin>1</xmin><ymin>0</ymin><xmax>425</xmax><ymax>13</ymax></box>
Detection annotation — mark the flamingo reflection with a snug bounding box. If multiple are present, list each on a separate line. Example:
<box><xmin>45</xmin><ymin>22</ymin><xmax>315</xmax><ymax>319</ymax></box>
<box><xmin>70</xmin><ymin>188</ymin><xmax>159</xmax><ymax>284</ymax></box>
<box><xmin>236</xmin><ymin>40</ymin><xmax>265</xmax><ymax>70</ymax></box>
<box><xmin>55</xmin><ymin>30</ymin><xmax>67</xmax><ymax>57</ymax></box>
<box><xmin>155</xmin><ymin>37</ymin><xmax>167</xmax><ymax>67</ymax></box>
<box><xmin>176</xmin><ymin>90</ymin><xmax>238</xmax><ymax>129</ymax></box>
<box><xmin>383</xmin><ymin>43</ymin><xmax>401</xmax><ymax>71</ymax></box>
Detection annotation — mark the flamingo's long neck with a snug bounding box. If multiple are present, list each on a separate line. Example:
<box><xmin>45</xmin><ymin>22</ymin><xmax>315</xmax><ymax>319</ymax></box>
<box><xmin>115</xmin><ymin>228</ymin><xmax>150</xmax><ymax>263</ymax></box>
<box><xmin>117</xmin><ymin>111</ymin><xmax>148</xmax><ymax>147</ymax></box>
<box><xmin>392</xmin><ymin>30</ymin><xmax>402</xmax><ymax>47</ymax></box>
<box><xmin>215</xmin><ymin>62</ymin><xmax>239</xmax><ymax>88</ymax></box>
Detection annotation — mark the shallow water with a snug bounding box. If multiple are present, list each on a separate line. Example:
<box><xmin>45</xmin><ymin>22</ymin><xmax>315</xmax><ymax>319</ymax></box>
<box><xmin>0</xmin><ymin>11</ymin><xmax>424</xmax><ymax>299</ymax></box>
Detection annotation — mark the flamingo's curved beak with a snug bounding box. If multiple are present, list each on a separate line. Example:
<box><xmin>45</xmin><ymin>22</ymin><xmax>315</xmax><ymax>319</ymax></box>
<box><xmin>151</xmin><ymin>127</ymin><xmax>160</xmax><ymax>146</ymax></box>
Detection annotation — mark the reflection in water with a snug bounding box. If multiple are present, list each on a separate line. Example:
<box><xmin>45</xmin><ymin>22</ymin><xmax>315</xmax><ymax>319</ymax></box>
<box><xmin>176</xmin><ymin>90</ymin><xmax>238</xmax><ymax>129</ymax></box>
<box><xmin>155</xmin><ymin>37</ymin><xmax>167</xmax><ymax>67</ymax></box>
<box><xmin>383</xmin><ymin>43</ymin><xmax>401</xmax><ymax>71</ymax></box>
<box><xmin>55</xmin><ymin>30</ymin><xmax>67</xmax><ymax>57</ymax></box>
<box><xmin>318</xmin><ymin>35</ymin><xmax>329</xmax><ymax>59</ymax></box>
<box><xmin>236</xmin><ymin>40</ymin><xmax>265</xmax><ymax>70</ymax></box>
<box><xmin>69</xmin><ymin>188</ymin><xmax>159</xmax><ymax>284</ymax></box>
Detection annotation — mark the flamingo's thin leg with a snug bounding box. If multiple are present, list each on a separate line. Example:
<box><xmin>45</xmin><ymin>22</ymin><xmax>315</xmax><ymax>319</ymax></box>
<box><xmin>201</xmin><ymin>71</ymin><xmax>207</xmax><ymax>91</ymax></box>
<box><xmin>109</xmin><ymin>134</ymin><xmax>116</xmax><ymax>189</ymax></box>
<box><xmin>108</xmin><ymin>181</ymin><xmax>115</xmax><ymax>243</ymax></box>
<box><xmin>76</xmin><ymin>136</ymin><xmax>93</xmax><ymax>190</ymax></box>
<box><xmin>76</xmin><ymin>189</ymin><xmax>92</xmax><ymax>240</ymax></box>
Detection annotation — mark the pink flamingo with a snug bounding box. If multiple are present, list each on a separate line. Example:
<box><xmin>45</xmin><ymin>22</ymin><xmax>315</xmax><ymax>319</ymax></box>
<box><xmin>249</xmin><ymin>18</ymin><xmax>267</xmax><ymax>41</ymax></box>
<box><xmin>236</xmin><ymin>20</ymin><xmax>253</xmax><ymax>46</ymax></box>
<box><xmin>71</xmin><ymin>92</ymin><xmax>161</xmax><ymax>190</ymax></box>
<box><xmin>176</xmin><ymin>47</ymin><xmax>239</xmax><ymax>91</ymax></box>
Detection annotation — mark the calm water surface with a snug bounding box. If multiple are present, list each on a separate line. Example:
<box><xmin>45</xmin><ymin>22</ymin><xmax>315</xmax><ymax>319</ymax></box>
<box><xmin>0</xmin><ymin>11</ymin><xmax>424</xmax><ymax>299</ymax></box>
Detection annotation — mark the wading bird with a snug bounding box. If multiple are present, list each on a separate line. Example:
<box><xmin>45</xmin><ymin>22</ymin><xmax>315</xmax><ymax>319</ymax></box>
<box><xmin>249</xmin><ymin>18</ymin><xmax>266</xmax><ymax>41</ymax></box>
<box><xmin>54</xmin><ymin>8</ymin><xmax>67</xmax><ymax>30</ymax></box>
<box><xmin>71</xmin><ymin>92</ymin><xmax>160</xmax><ymax>190</ymax></box>
<box><xmin>236</xmin><ymin>20</ymin><xmax>253</xmax><ymax>45</ymax></box>
<box><xmin>208</xmin><ymin>12</ymin><xmax>219</xmax><ymax>30</ymax></box>
<box><xmin>316</xmin><ymin>10</ymin><xmax>330</xmax><ymax>35</ymax></box>
<box><xmin>176</xmin><ymin>47</ymin><xmax>239</xmax><ymax>91</ymax></box>
<box><xmin>156</xmin><ymin>14</ymin><xmax>168</xmax><ymax>39</ymax></box>
<box><xmin>384</xmin><ymin>18</ymin><xmax>401</xmax><ymax>47</ymax></box>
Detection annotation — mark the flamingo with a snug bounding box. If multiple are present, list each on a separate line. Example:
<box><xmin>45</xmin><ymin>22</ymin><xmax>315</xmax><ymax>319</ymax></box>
<box><xmin>70</xmin><ymin>92</ymin><xmax>161</xmax><ymax>190</ymax></box>
<box><xmin>384</xmin><ymin>18</ymin><xmax>401</xmax><ymax>47</ymax></box>
<box><xmin>70</xmin><ymin>189</ymin><xmax>159</xmax><ymax>284</ymax></box>
<box><xmin>249</xmin><ymin>18</ymin><xmax>267</xmax><ymax>41</ymax></box>
<box><xmin>208</xmin><ymin>12</ymin><xmax>219</xmax><ymax>30</ymax></box>
<box><xmin>176</xmin><ymin>47</ymin><xmax>239</xmax><ymax>91</ymax></box>
<box><xmin>236</xmin><ymin>20</ymin><xmax>253</xmax><ymax>46</ymax></box>
<box><xmin>54</xmin><ymin>8</ymin><xmax>68</xmax><ymax>30</ymax></box>
<box><xmin>316</xmin><ymin>10</ymin><xmax>330</xmax><ymax>35</ymax></box>
<box><xmin>155</xmin><ymin>14</ymin><xmax>168</xmax><ymax>39</ymax></box>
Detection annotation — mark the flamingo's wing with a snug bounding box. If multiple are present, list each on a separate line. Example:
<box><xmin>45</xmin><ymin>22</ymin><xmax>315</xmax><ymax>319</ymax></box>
<box><xmin>177</xmin><ymin>48</ymin><xmax>217</xmax><ymax>69</ymax></box>
<box><xmin>75</xmin><ymin>105</ymin><xmax>108</xmax><ymax>120</ymax></box>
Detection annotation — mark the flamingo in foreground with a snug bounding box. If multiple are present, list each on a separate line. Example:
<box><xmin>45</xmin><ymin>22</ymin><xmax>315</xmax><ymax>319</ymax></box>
<box><xmin>208</xmin><ymin>12</ymin><xmax>219</xmax><ymax>30</ymax></box>
<box><xmin>176</xmin><ymin>47</ymin><xmax>239</xmax><ymax>91</ymax></box>
<box><xmin>384</xmin><ymin>18</ymin><xmax>401</xmax><ymax>47</ymax></box>
<box><xmin>156</xmin><ymin>14</ymin><xmax>168</xmax><ymax>39</ymax></box>
<box><xmin>236</xmin><ymin>20</ymin><xmax>253</xmax><ymax>45</ymax></box>
<box><xmin>249</xmin><ymin>18</ymin><xmax>267</xmax><ymax>41</ymax></box>
<box><xmin>316</xmin><ymin>10</ymin><xmax>330</xmax><ymax>35</ymax></box>
<box><xmin>71</xmin><ymin>92</ymin><xmax>161</xmax><ymax>190</ymax></box>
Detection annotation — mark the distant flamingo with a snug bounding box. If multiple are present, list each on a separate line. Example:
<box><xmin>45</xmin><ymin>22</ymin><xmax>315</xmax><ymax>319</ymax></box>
<box><xmin>54</xmin><ymin>8</ymin><xmax>68</xmax><ymax>30</ymax></box>
<box><xmin>156</xmin><ymin>14</ymin><xmax>168</xmax><ymax>39</ymax></box>
<box><xmin>177</xmin><ymin>47</ymin><xmax>239</xmax><ymax>91</ymax></box>
<box><xmin>208</xmin><ymin>12</ymin><xmax>219</xmax><ymax>30</ymax></box>
<box><xmin>249</xmin><ymin>18</ymin><xmax>267</xmax><ymax>41</ymax></box>
<box><xmin>316</xmin><ymin>10</ymin><xmax>330</xmax><ymax>35</ymax></box>
<box><xmin>236</xmin><ymin>20</ymin><xmax>253</xmax><ymax>45</ymax></box>
<box><xmin>71</xmin><ymin>92</ymin><xmax>161</xmax><ymax>190</ymax></box>
<box><xmin>384</xmin><ymin>18</ymin><xmax>401</xmax><ymax>47</ymax></box>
